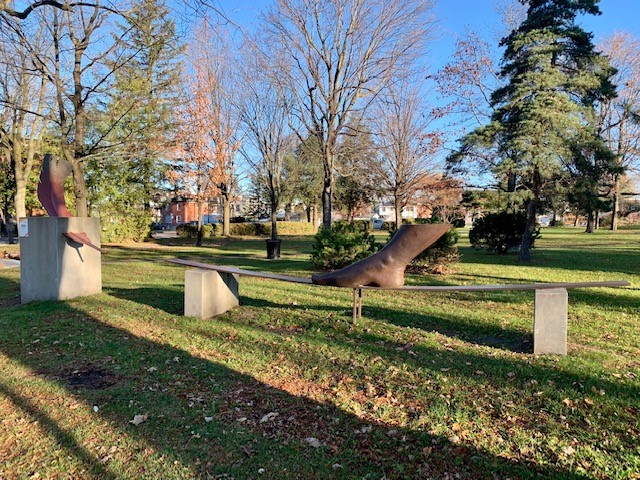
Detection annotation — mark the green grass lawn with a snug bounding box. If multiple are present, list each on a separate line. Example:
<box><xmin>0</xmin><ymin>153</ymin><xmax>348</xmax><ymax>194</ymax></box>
<box><xmin>0</xmin><ymin>227</ymin><xmax>638</xmax><ymax>479</ymax></box>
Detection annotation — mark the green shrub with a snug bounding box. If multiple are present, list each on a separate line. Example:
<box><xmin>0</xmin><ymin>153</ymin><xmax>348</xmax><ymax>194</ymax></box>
<box><xmin>175</xmin><ymin>223</ymin><xmax>220</xmax><ymax>238</ymax></box>
<box><xmin>386</xmin><ymin>218</ymin><xmax>460</xmax><ymax>274</ymax></box>
<box><xmin>99</xmin><ymin>209</ymin><xmax>151</xmax><ymax>243</ymax></box>
<box><xmin>230</xmin><ymin>216</ymin><xmax>246</xmax><ymax>223</ymax></box>
<box><xmin>229</xmin><ymin>222</ymin><xmax>263</xmax><ymax>236</ymax></box>
<box><xmin>311</xmin><ymin>222</ymin><xmax>379</xmax><ymax>270</ymax></box>
<box><xmin>469</xmin><ymin>211</ymin><xmax>540</xmax><ymax>254</ymax></box>
<box><xmin>381</xmin><ymin>221</ymin><xmax>395</xmax><ymax>231</ymax></box>
<box><xmin>202</xmin><ymin>223</ymin><xmax>222</xmax><ymax>237</ymax></box>
<box><xmin>352</xmin><ymin>219</ymin><xmax>373</xmax><ymax>232</ymax></box>
<box><xmin>176</xmin><ymin>224</ymin><xmax>197</xmax><ymax>238</ymax></box>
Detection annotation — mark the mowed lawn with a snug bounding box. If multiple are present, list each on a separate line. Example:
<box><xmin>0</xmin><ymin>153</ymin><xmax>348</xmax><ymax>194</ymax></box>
<box><xmin>0</xmin><ymin>227</ymin><xmax>638</xmax><ymax>479</ymax></box>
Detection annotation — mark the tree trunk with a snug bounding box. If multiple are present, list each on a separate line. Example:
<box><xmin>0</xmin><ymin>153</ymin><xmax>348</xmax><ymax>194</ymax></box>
<box><xmin>394</xmin><ymin>195</ymin><xmax>403</xmax><ymax>231</ymax></box>
<box><xmin>284</xmin><ymin>203</ymin><xmax>291</xmax><ymax>221</ymax></box>
<box><xmin>322</xmin><ymin>182</ymin><xmax>332</xmax><ymax>228</ymax></box>
<box><xmin>306</xmin><ymin>205</ymin><xmax>311</xmax><ymax>223</ymax></box>
<box><xmin>594</xmin><ymin>209</ymin><xmax>600</xmax><ymax>230</ymax></box>
<box><xmin>585</xmin><ymin>211</ymin><xmax>594</xmax><ymax>233</ymax></box>
<box><xmin>610</xmin><ymin>174</ymin><xmax>620</xmax><ymax>231</ymax></box>
<box><xmin>518</xmin><ymin>168</ymin><xmax>541</xmax><ymax>262</ymax></box>
<box><xmin>322</xmin><ymin>149</ymin><xmax>333</xmax><ymax>228</ymax></box>
<box><xmin>2</xmin><ymin>206</ymin><xmax>15</xmax><ymax>244</ymax></box>
<box><xmin>312</xmin><ymin>204</ymin><xmax>318</xmax><ymax>230</ymax></box>
<box><xmin>71</xmin><ymin>159</ymin><xmax>88</xmax><ymax>217</ymax></box>
<box><xmin>14</xmin><ymin>175</ymin><xmax>27</xmax><ymax>220</ymax></box>
<box><xmin>271</xmin><ymin>197</ymin><xmax>278</xmax><ymax>241</ymax></box>
<box><xmin>196</xmin><ymin>201</ymin><xmax>203</xmax><ymax>246</ymax></box>
<box><xmin>573</xmin><ymin>211</ymin><xmax>579</xmax><ymax>227</ymax></box>
<box><xmin>222</xmin><ymin>196</ymin><xmax>231</xmax><ymax>236</ymax></box>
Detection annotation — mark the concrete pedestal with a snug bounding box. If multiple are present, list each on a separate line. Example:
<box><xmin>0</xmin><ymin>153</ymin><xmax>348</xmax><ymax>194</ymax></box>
<box><xmin>20</xmin><ymin>217</ymin><xmax>102</xmax><ymax>303</ymax></box>
<box><xmin>185</xmin><ymin>269</ymin><xmax>239</xmax><ymax>319</ymax></box>
<box><xmin>534</xmin><ymin>288</ymin><xmax>568</xmax><ymax>355</ymax></box>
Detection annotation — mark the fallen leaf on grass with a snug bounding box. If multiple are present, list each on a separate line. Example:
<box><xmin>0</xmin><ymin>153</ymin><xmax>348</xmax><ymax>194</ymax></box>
<box><xmin>129</xmin><ymin>414</ymin><xmax>148</xmax><ymax>425</ymax></box>
<box><xmin>305</xmin><ymin>437</ymin><xmax>322</xmax><ymax>448</ymax></box>
<box><xmin>260</xmin><ymin>412</ymin><xmax>279</xmax><ymax>423</ymax></box>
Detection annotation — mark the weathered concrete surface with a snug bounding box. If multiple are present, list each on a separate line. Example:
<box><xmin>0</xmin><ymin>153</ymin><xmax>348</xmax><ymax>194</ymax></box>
<box><xmin>185</xmin><ymin>268</ymin><xmax>239</xmax><ymax>319</ymax></box>
<box><xmin>534</xmin><ymin>288</ymin><xmax>568</xmax><ymax>355</ymax></box>
<box><xmin>20</xmin><ymin>217</ymin><xmax>102</xmax><ymax>303</ymax></box>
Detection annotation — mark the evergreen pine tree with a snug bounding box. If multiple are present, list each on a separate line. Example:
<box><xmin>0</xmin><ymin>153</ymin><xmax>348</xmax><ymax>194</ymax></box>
<box><xmin>454</xmin><ymin>0</ymin><xmax>616</xmax><ymax>260</ymax></box>
<box><xmin>89</xmin><ymin>0</ymin><xmax>183</xmax><ymax>239</ymax></box>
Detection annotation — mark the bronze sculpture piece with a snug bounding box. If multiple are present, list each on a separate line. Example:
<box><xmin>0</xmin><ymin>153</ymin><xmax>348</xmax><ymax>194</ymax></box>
<box><xmin>311</xmin><ymin>223</ymin><xmax>451</xmax><ymax>288</ymax></box>
<box><xmin>37</xmin><ymin>153</ymin><xmax>101</xmax><ymax>251</ymax></box>
<box><xmin>38</xmin><ymin>154</ymin><xmax>73</xmax><ymax>218</ymax></box>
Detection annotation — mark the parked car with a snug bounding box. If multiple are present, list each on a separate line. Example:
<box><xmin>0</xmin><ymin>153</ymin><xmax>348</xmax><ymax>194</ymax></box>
<box><xmin>372</xmin><ymin>218</ymin><xmax>384</xmax><ymax>230</ymax></box>
<box><xmin>151</xmin><ymin>222</ymin><xmax>167</xmax><ymax>231</ymax></box>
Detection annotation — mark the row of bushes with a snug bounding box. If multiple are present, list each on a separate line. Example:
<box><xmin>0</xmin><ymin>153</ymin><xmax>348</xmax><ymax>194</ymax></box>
<box><xmin>176</xmin><ymin>221</ymin><xmax>316</xmax><ymax>238</ymax></box>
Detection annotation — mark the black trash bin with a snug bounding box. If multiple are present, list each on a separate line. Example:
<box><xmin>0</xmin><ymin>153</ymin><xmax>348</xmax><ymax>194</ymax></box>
<box><xmin>265</xmin><ymin>239</ymin><xmax>282</xmax><ymax>259</ymax></box>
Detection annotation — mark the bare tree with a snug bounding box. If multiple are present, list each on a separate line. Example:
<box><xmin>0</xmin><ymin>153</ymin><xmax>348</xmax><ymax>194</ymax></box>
<box><xmin>598</xmin><ymin>31</ymin><xmax>640</xmax><ymax>231</ymax></box>
<box><xmin>371</xmin><ymin>77</ymin><xmax>442</xmax><ymax>227</ymax></box>
<box><xmin>265</xmin><ymin>0</ymin><xmax>435</xmax><ymax>228</ymax></box>
<box><xmin>0</xmin><ymin>15</ymin><xmax>50</xmax><ymax>220</ymax></box>
<box><xmin>27</xmin><ymin>5</ymin><xmax>140</xmax><ymax>217</ymax></box>
<box><xmin>240</xmin><ymin>39</ymin><xmax>296</xmax><ymax>241</ymax></box>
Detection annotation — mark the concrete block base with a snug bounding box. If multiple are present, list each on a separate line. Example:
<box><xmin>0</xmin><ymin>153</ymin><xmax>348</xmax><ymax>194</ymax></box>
<box><xmin>20</xmin><ymin>217</ymin><xmax>102</xmax><ymax>303</ymax></box>
<box><xmin>534</xmin><ymin>288</ymin><xmax>568</xmax><ymax>355</ymax></box>
<box><xmin>185</xmin><ymin>269</ymin><xmax>239</xmax><ymax>319</ymax></box>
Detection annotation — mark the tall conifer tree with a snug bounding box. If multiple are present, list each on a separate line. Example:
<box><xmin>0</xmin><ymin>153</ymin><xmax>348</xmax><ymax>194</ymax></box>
<box><xmin>90</xmin><ymin>0</ymin><xmax>183</xmax><ymax>238</ymax></box>
<box><xmin>453</xmin><ymin>0</ymin><xmax>616</xmax><ymax>260</ymax></box>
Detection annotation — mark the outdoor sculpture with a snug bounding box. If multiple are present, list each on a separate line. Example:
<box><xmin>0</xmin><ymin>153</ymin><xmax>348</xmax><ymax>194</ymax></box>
<box><xmin>38</xmin><ymin>153</ymin><xmax>73</xmax><ymax>218</ymax></box>
<box><xmin>22</xmin><ymin>154</ymin><xmax>103</xmax><ymax>303</ymax></box>
<box><xmin>37</xmin><ymin>154</ymin><xmax>104</xmax><ymax>252</ymax></box>
<box><xmin>311</xmin><ymin>223</ymin><xmax>451</xmax><ymax>288</ymax></box>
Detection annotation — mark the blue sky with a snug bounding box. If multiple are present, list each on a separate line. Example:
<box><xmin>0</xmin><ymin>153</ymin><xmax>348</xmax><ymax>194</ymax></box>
<box><xmin>203</xmin><ymin>0</ymin><xmax>639</xmax><ymax>186</ymax></box>
<box><xmin>211</xmin><ymin>0</ymin><xmax>639</xmax><ymax>65</ymax></box>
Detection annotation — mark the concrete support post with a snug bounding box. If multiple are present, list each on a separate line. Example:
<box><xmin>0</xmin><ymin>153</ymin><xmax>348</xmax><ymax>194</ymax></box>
<box><xmin>185</xmin><ymin>268</ymin><xmax>239</xmax><ymax>319</ymax></box>
<box><xmin>20</xmin><ymin>217</ymin><xmax>102</xmax><ymax>303</ymax></box>
<box><xmin>534</xmin><ymin>288</ymin><xmax>568</xmax><ymax>355</ymax></box>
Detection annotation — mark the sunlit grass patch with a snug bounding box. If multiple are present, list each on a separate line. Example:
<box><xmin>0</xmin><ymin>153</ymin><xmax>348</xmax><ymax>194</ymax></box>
<box><xmin>0</xmin><ymin>227</ymin><xmax>638</xmax><ymax>478</ymax></box>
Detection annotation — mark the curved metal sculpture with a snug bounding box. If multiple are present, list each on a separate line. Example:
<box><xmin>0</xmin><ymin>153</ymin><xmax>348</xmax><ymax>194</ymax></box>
<box><xmin>311</xmin><ymin>223</ymin><xmax>451</xmax><ymax>288</ymax></box>
<box><xmin>37</xmin><ymin>154</ymin><xmax>104</xmax><ymax>252</ymax></box>
<box><xmin>37</xmin><ymin>153</ymin><xmax>73</xmax><ymax>218</ymax></box>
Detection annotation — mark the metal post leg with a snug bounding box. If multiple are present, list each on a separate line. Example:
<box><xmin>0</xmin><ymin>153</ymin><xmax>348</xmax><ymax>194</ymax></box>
<box><xmin>352</xmin><ymin>288</ymin><xmax>358</xmax><ymax>324</ymax></box>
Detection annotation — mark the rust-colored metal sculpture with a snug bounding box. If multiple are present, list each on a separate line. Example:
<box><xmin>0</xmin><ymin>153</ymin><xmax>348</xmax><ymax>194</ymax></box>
<box><xmin>38</xmin><ymin>153</ymin><xmax>73</xmax><ymax>218</ymax></box>
<box><xmin>37</xmin><ymin>153</ymin><xmax>101</xmax><ymax>251</ymax></box>
<box><xmin>311</xmin><ymin>223</ymin><xmax>451</xmax><ymax>288</ymax></box>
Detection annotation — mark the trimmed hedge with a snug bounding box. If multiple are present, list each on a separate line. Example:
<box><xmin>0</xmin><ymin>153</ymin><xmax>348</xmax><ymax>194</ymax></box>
<box><xmin>176</xmin><ymin>223</ymin><xmax>221</xmax><ymax>238</ymax></box>
<box><xmin>229</xmin><ymin>221</ymin><xmax>316</xmax><ymax>236</ymax></box>
<box><xmin>176</xmin><ymin>221</ymin><xmax>316</xmax><ymax>238</ymax></box>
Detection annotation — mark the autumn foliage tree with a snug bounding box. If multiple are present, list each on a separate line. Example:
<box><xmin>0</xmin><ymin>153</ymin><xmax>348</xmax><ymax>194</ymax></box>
<box><xmin>170</xmin><ymin>74</ymin><xmax>220</xmax><ymax>246</ymax></box>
